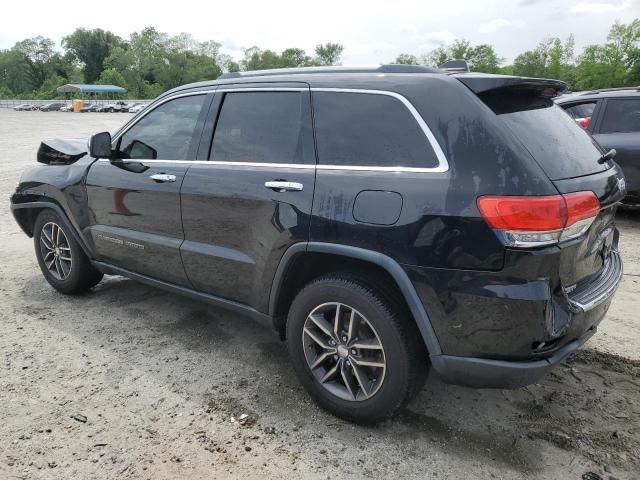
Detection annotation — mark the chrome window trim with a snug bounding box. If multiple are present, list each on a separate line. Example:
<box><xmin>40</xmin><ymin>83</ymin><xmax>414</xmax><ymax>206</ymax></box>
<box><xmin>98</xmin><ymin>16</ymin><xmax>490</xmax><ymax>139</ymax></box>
<box><xmin>217</xmin><ymin>87</ymin><xmax>308</xmax><ymax>93</ymax></box>
<box><xmin>108</xmin><ymin>86</ymin><xmax>449</xmax><ymax>173</ymax></box>
<box><xmin>310</xmin><ymin>88</ymin><xmax>449</xmax><ymax>173</ymax></box>
<box><xmin>112</xmin><ymin>90</ymin><xmax>215</xmax><ymax>143</ymax></box>
<box><xmin>97</xmin><ymin>159</ymin><xmax>314</xmax><ymax>169</ymax></box>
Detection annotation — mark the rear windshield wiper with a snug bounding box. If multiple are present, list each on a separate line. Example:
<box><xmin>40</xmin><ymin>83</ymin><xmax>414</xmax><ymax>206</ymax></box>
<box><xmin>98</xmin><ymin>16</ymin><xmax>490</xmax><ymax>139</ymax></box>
<box><xmin>598</xmin><ymin>148</ymin><xmax>616</xmax><ymax>164</ymax></box>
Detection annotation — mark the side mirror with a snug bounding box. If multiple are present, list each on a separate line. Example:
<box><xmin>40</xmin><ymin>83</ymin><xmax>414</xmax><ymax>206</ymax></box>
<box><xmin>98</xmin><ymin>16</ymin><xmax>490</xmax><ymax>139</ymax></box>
<box><xmin>89</xmin><ymin>131</ymin><xmax>112</xmax><ymax>158</ymax></box>
<box><xmin>128</xmin><ymin>139</ymin><xmax>158</xmax><ymax>160</ymax></box>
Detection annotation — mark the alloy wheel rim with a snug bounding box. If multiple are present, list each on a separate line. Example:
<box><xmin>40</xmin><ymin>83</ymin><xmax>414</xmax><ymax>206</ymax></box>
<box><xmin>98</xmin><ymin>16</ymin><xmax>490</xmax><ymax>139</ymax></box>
<box><xmin>39</xmin><ymin>222</ymin><xmax>72</xmax><ymax>281</ymax></box>
<box><xmin>302</xmin><ymin>302</ymin><xmax>386</xmax><ymax>402</ymax></box>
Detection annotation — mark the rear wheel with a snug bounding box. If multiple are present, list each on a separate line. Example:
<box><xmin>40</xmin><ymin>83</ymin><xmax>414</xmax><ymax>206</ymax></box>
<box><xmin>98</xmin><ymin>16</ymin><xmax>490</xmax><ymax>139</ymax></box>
<box><xmin>33</xmin><ymin>209</ymin><xmax>103</xmax><ymax>294</ymax></box>
<box><xmin>286</xmin><ymin>275</ymin><xmax>428</xmax><ymax>424</ymax></box>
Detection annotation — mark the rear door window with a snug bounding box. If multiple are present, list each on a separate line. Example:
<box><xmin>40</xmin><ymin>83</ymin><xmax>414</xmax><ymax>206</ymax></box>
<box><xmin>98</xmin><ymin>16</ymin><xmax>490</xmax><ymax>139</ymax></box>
<box><xmin>312</xmin><ymin>91</ymin><xmax>439</xmax><ymax>168</ymax></box>
<box><xmin>210</xmin><ymin>91</ymin><xmax>315</xmax><ymax>164</ymax></box>
<box><xmin>600</xmin><ymin>98</ymin><xmax>640</xmax><ymax>133</ymax></box>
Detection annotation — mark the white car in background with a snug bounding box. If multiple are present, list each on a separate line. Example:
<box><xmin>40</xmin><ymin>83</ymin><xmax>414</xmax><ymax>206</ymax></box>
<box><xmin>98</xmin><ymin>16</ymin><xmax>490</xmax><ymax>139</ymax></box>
<box><xmin>128</xmin><ymin>103</ymin><xmax>147</xmax><ymax>113</ymax></box>
<box><xmin>59</xmin><ymin>105</ymin><xmax>73</xmax><ymax>112</ymax></box>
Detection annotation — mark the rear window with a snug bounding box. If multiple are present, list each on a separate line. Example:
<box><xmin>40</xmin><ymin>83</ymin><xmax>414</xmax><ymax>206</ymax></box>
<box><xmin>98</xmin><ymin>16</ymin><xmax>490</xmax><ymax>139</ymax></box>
<box><xmin>480</xmin><ymin>90</ymin><xmax>608</xmax><ymax>180</ymax></box>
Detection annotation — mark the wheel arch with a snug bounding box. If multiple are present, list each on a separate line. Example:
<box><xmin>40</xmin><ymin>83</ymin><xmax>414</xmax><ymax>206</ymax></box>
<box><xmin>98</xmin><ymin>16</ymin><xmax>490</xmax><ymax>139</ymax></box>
<box><xmin>11</xmin><ymin>201</ymin><xmax>93</xmax><ymax>259</ymax></box>
<box><xmin>269</xmin><ymin>242</ymin><xmax>442</xmax><ymax>355</ymax></box>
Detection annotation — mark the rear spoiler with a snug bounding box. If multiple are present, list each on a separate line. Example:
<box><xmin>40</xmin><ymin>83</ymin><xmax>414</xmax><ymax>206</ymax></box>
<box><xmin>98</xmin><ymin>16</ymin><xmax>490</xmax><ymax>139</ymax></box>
<box><xmin>453</xmin><ymin>73</ymin><xmax>567</xmax><ymax>96</ymax></box>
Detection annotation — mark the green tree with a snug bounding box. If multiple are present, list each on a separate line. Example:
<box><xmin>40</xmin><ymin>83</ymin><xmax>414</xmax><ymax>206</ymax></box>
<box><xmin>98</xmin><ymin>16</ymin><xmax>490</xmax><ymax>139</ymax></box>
<box><xmin>241</xmin><ymin>47</ymin><xmax>284</xmax><ymax>70</ymax></box>
<box><xmin>13</xmin><ymin>37</ymin><xmax>56</xmax><ymax>90</ymax></box>
<box><xmin>0</xmin><ymin>49</ymin><xmax>31</xmax><ymax>94</ymax></box>
<box><xmin>314</xmin><ymin>43</ymin><xmax>344</xmax><ymax>66</ymax></box>
<box><xmin>97</xmin><ymin>68</ymin><xmax>127</xmax><ymax>87</ymax></box>
<box><xmin>422</xmin><ymin>46</ymin><xmax>449</xmax><ymax>67</ymax></box>
<box><xmin>468</xmin><ymin>44</ymin><xmax>502</xmax><ymax>73</ymax></box>
<box><xmin>423</xmin><ymin>39</ymin><xmax>502</xmax><ymax>72</ymax></box>
<box><xmin>0</xmin><ymin>85</ymin><xmax>14</xmax><ymax>98</ymax></box>
<box><xmin>35</xmin><ymin>73</ymin><xmax>65</xmax><ymax>99</ymax></box>
<box><xmin>511</xmin><ymin>35</ymin><xmax>576</xmax><ymax>85</ymax></box>
<box><xmin>280</xmin><ymin>48</ymin><xmax>312</xmax><ymax>67</ymax></box>
<box><xmin>575</xmin><ymin>20</ymin><xmax>640</xmax><ymax>89</ymax></box>
<box><xmin>392</xmin><ymin>54</ymin><xmax>419</xmax><ymax>65</ymax></box>
<box><xmin>63</xmin><ymin>28</ymin><xmax>124</xmax><ymax>83</ymax></box>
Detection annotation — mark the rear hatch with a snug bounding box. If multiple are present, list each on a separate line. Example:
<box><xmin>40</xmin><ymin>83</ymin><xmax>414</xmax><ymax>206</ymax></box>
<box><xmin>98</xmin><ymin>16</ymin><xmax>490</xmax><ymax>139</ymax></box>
<box><xmin>458</xmin><ymin>74</ymin><xmax>626</xmax><ymax>286</ymax></box>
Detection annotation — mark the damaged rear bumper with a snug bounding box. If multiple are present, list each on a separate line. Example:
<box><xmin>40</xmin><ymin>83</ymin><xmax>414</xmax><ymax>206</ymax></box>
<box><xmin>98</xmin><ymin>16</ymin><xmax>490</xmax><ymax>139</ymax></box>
<box><xmin>430</xmin><ymin>325</ymin><xmax>597</xmax><ymax>389</ymax></box>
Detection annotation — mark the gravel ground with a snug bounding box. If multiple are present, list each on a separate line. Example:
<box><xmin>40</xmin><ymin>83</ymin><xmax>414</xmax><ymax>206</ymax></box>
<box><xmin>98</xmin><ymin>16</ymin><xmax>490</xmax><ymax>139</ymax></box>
<box><xmin>0</xmin><ymin>110</ymin><xmax>639</xmax><ymax>480</ymax></box>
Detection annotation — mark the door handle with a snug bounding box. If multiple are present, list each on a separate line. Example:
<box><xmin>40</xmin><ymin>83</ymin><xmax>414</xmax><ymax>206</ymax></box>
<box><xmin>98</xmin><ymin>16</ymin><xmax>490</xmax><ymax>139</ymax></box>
<box><xmin>265</xmin><ymin>181</ymin><xmax>303</xmax><ymax>192</ymax></box>
<box><xmin>150</xmin><ymin>173</ymin><xmax>177</xmax><ymax>183</ymax></box>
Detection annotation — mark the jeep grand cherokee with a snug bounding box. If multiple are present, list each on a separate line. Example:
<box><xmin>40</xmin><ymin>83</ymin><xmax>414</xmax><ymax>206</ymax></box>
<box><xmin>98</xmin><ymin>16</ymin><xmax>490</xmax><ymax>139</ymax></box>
<box><xmin>11</xmin><ymin>65</ymin><xmax>625</xmax><ymax>423</ymax></box>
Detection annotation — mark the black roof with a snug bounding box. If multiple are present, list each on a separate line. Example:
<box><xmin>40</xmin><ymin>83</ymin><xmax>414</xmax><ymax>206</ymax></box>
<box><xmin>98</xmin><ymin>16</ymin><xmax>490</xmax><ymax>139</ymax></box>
<box><xmin>556</xmin><ymin>86</ymin><xmax>640</xmax><ymax>103</ymax></box>
<box><xmin>158</xmin><ymin>64</ymin><xmax>568</xmax><ymax>100</ymax></box>
<box><xmin>159</xmin><ymin>65</ymin><xmax>450</xmax><ymax>99</ymax></box>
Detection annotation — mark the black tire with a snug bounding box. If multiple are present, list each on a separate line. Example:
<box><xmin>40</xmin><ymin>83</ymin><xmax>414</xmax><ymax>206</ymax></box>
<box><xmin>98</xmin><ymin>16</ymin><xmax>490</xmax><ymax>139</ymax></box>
<box><xmin>33</xmin><ymin>209</ymin><xmax>103</xmax><ymax>294</ymax></box>
<box><xmin>286</xmin><ymin>274</ymin><xmax>429</xmax><ymax>424</ymax></box>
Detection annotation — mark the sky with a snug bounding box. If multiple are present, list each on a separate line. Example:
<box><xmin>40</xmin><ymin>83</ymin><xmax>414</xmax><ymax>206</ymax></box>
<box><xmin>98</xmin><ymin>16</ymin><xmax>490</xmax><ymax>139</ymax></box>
<box><xmin>1</xmin><ymin>0</ymin><xmax>639</xmax><ymax>64</ymax></box>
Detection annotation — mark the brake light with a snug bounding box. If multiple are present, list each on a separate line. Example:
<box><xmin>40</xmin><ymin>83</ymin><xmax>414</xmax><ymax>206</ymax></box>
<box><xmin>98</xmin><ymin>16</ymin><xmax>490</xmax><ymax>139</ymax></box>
<box><xmin>575</xmin><ymin>116</ymin><xmax>591</xmax><ymax>129</ymax></box>
<box><xmin>477</xmin><ymin>192</ymin><xmax>600</xmax><ymax>247</ymax></box>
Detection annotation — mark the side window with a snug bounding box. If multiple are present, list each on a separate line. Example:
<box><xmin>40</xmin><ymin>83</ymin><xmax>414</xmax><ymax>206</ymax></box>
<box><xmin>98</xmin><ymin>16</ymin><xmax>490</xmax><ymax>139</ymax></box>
<box><xmin>563</xmin><ymin>101</ymin><xmax>597</xmax><ymax>129</ymax></box>
<box><xmin>312</xmin><ymin>92</ymin><xmax>439</xmax><ymax>168</ymax></box>
<box><xmin>210</xmin><ymin>91</ymin><xmax>314</xmax><ymax>164</ymax></box>
<box><xmin>600</xmin><ymin>99</ymin><xmax>640</xmax><ymax>133</ymax></box>
<box><xmin>118</xmin><ymin>95</ymin><xmax>206</xmax><ymax>160</ymax></box>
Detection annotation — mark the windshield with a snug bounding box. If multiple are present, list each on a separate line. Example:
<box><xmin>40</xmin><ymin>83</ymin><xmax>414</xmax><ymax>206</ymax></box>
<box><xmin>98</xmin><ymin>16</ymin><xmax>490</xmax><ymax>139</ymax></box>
<box><xmin>479</xmin><ymin>90</ymin><xmax>609</xmax><ymax>180</ymax></box>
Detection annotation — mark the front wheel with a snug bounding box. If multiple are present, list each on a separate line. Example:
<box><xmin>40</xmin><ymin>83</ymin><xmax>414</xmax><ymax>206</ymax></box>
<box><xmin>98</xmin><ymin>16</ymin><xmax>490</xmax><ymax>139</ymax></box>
<box><xmin>33</xmin><ymin>209</ymin><xmax>103</xmax><ymax>294</ymax></box>
<box><xmin>286</xmin><ymin>275</ymin><xmax>428</xmax><ymax>424</ymax></box>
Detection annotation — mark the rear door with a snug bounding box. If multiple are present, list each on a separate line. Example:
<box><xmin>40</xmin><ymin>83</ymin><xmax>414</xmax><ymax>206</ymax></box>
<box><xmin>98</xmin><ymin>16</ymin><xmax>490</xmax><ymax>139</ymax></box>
<box><xmin>179</xmin><ymin>85</ymin><xmax>316</xmax><ymax>311</ymax></box>
<box><xmin>85</xmin><ymin>92</ymin><xmax>211</xmax><ymax>286</ymax></box>
<box><xmin>592</xmin><ymin>97</ymin><xmax>640</xmax><ymax>202</ymax></box>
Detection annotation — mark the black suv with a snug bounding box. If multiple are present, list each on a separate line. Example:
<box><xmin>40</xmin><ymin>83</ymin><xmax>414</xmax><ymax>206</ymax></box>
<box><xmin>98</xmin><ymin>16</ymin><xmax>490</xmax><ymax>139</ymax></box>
<box><xmin>10</xmin><ymin>65</ymin><xmax>625</xmax><ymax>423</ymax></box>
<box><xmin>556</xmin><ymin>87</ymin><xmax>640</xmax><ymax>204</ymax></box>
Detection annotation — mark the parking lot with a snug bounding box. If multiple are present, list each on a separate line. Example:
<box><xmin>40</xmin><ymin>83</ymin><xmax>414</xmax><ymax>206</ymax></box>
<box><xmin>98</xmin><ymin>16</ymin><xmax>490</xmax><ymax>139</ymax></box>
<box><xmin>0</xmin><ymin>110</ymin><xmax>639</xmax><ymax>479</ymax></box>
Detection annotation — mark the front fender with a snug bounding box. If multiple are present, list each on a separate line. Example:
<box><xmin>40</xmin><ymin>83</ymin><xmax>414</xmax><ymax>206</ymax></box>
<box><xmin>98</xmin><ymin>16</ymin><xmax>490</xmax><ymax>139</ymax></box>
<box><xmin>11</xmin><ymin>156</ymin><xmax>97</xmax><ymax>257</ymax></box>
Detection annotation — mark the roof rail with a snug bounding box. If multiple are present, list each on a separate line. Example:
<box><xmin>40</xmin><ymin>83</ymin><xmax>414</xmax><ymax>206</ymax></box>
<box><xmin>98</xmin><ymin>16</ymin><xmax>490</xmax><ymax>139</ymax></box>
<box><xmin>218</xmin><ymin>64</ymin><xmax>440</xmax><ymax>79</ymax></box>
<box><xmin>581</xmin><ymin>86</ymin><xmax>640</xmax><ymax>95</ymax></box>
<box><xmin>438</xmin><ymin>60</ymin><xmax>470</xmax><ymax>73</ymax></box>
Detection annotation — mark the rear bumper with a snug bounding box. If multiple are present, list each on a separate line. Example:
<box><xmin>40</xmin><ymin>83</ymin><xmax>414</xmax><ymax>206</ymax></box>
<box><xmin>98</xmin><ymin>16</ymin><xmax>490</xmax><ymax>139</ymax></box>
<box><xmin>566</xmin><ymin>250</ymin><xmax>623</xmax><ymax>312</ymax></box>
<box><xmin>430</xmin><ymin>325</ymin><xmax>597</xmax><ymax>389</ymax></box>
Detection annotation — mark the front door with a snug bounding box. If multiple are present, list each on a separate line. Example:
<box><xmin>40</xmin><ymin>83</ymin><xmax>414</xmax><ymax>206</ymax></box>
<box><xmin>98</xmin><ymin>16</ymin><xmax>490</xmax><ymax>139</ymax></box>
<box><xmin>180</xmin><ymin>86</ymin><xmax>316</xmax><ymax>311</ymax></box>
<box><xmin>85</xmin><ymin>92</ymin><xmax>211</xmax><ymax>286</ymax></box>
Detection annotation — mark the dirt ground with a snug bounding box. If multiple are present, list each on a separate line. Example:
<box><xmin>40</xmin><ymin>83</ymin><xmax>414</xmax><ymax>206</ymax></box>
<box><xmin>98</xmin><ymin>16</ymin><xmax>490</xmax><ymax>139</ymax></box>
<box><xmin>0</xmin><ymin>110</ymin><xmax>639</xmax><ymax>480</ymax></box>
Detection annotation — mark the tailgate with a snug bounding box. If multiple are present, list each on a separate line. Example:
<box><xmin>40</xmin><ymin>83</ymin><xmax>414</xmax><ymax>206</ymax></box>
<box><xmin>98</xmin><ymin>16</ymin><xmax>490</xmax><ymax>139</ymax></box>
<box><xmin>553</xmin><ymin>164</ymin><xmax>625</xmax><ymax>286</ymax></box>
<box><xmin>465</xmin><ymin>75</ymin><xmax>626</xmax><ymax>286</ymax></box>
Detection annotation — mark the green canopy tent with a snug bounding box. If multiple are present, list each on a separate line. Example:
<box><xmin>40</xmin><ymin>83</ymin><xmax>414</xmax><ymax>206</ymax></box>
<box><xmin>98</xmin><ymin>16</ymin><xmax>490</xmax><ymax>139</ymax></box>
<box><xmin>56</xmin><ymin>84</ymin><xmax>126</xmax><ymax>103</ymax></box>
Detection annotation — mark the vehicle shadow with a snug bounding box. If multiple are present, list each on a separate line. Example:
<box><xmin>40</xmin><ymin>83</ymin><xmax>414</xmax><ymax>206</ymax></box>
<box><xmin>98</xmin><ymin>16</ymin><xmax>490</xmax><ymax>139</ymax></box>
<box><xmin>18</xmin><ymin>273</ymin><xmax>640</xmax><ymax>477</ymax></box>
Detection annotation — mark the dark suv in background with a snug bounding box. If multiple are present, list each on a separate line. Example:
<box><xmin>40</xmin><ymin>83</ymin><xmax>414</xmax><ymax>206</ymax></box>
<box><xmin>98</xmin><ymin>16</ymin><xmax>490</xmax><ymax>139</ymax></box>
<box><xmin>11</xmin><ymin>65</ymin><xmax>625</xmax><ymax>423</ymax></box>
<box><xmin>556</xmin><ymin>87</ymin><xmax>640</xmax><ymax>204</ymax></box>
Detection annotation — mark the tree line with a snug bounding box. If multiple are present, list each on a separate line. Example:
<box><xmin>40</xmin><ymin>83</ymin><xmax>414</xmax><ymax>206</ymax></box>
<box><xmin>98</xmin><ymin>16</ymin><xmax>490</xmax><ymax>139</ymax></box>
<box><xmin>394</xmin><ymin>19</ymin><xmax>639</xmax><ymax>91</ymax></box>
<box><xmin>0</xmin><ymin>20</ymin><xmax>637</xmax><ymax>100</ymax></box>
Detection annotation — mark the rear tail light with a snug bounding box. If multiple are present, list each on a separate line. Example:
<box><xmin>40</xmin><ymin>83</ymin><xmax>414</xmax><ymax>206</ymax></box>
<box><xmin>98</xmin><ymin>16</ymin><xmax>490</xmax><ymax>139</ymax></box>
<box><xmin>477</xmin><ymin>191</ymin><xmax>600</xmax><ymax>247</ymax></box>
